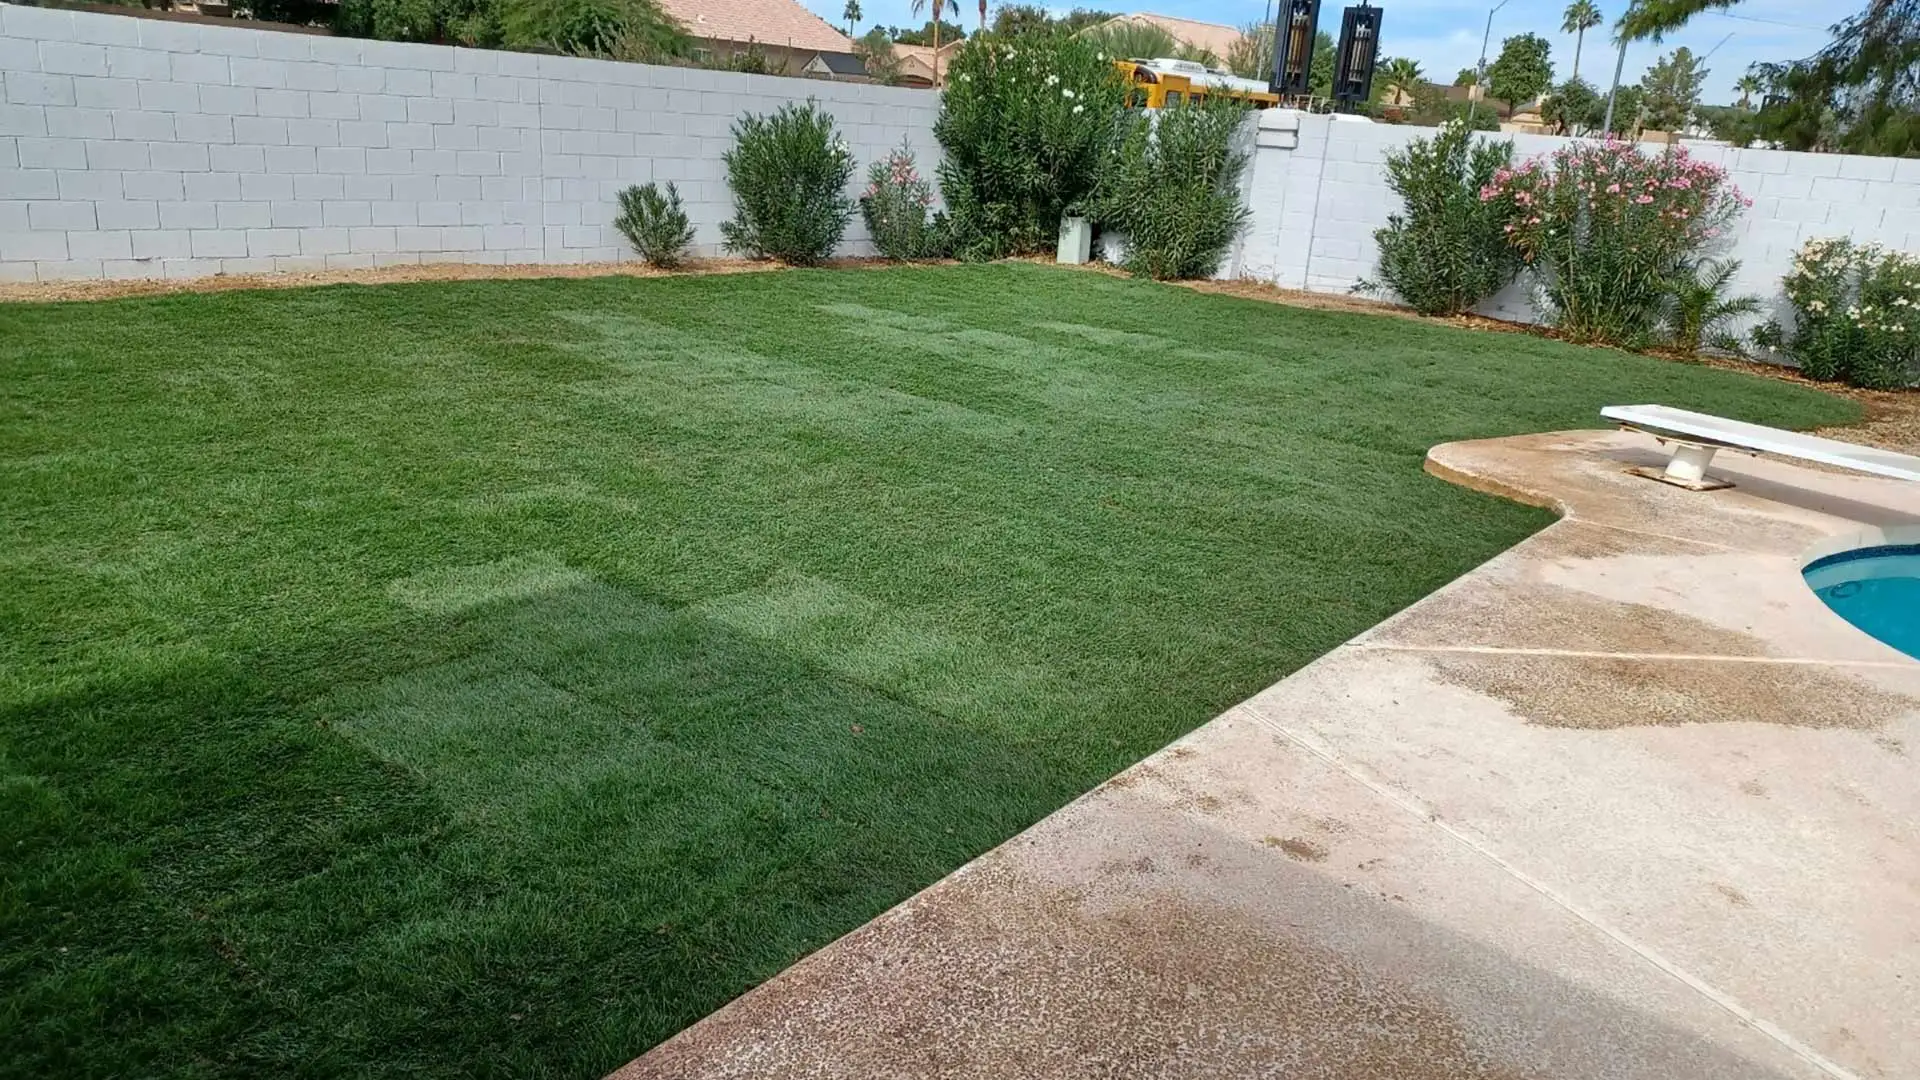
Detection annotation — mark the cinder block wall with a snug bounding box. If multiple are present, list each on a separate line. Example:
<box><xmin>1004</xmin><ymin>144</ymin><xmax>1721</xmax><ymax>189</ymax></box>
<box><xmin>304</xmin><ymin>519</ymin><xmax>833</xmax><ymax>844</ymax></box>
<box><xmin>0</xmin><ymin>1</ymin><xmax>941</xmax><ymax>281</ymax></box>
<box><xmin>1226</xmin><ymin>110</ymin><xmax>1920</xmax><ymax>333</ymax></box>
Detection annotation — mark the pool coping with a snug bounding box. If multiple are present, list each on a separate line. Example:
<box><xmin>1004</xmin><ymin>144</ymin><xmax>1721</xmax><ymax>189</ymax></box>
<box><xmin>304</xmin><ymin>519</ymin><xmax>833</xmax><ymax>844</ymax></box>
<box><xmin>611</xmin><ymin>428</ymin><xmax>1920</xmax><ymax>1080</ymax></box>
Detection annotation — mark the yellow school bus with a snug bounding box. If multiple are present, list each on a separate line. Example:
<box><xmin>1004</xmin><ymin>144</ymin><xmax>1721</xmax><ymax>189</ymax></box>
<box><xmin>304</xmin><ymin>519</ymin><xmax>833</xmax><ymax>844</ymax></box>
<box><xmin>1113</xmin><ymin>58</ymin><xmax>1283</xmax><ymax>109</ymax></box>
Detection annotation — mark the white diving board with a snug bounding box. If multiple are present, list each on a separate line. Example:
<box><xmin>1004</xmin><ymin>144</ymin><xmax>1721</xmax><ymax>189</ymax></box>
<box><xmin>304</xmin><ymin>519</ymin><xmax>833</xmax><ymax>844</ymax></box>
<box><xmin>1601</xmin><ymin>404</ymin><xmax>1920</xmax><ymax>490</ymax></box>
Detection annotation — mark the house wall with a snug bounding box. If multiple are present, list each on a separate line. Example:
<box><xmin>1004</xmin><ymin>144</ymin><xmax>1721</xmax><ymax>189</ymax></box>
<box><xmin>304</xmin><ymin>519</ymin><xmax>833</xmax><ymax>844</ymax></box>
<box><xmin>0</xmin><ymin>2</ymin><xmax>939</xmax><ymax>281</ymax></box>
<box><xmin>1225</xmin><ymin>111</ymin><xmax>1920</xmax><ymax>333</ymax></box>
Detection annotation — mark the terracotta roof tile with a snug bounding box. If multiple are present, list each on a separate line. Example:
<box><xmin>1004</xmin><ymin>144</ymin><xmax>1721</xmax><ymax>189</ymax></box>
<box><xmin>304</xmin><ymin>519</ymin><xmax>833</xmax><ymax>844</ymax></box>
<box><xmin>656</xmin><ymin>0</ymin><xmax>853</xmax><ymax>54</ymax></box>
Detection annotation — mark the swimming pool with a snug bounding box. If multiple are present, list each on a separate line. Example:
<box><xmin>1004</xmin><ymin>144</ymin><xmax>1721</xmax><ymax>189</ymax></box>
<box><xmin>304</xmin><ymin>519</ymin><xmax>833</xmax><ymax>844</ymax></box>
<box><xmin>1803</xmin><ymin>544</ymin><xmax>1920</xmax><ymax>662</ymax></box>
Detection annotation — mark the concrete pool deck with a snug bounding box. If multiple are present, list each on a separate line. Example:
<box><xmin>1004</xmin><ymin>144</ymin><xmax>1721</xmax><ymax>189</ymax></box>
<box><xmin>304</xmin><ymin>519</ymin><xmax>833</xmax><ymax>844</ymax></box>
<box><xmin>613</xmin><ymin>429</ymin><xmax>1920</xmax><ymax>1080</ymax></box>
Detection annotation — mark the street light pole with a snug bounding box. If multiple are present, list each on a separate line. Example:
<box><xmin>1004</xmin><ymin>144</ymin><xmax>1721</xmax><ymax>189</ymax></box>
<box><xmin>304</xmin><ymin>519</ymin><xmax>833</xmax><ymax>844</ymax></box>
<box><xmin>1466</xmin><ymin>0</ymin><xmax>1512</xmax><ymax>126</ymax></box>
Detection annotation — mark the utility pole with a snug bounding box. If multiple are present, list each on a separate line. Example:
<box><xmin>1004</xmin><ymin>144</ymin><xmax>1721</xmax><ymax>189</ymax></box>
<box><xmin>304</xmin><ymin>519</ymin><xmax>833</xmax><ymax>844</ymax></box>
<box><xmin>1466</xmin><ymin>0</ymin><xmax>1512</xmax><ymax>126</ymax></box>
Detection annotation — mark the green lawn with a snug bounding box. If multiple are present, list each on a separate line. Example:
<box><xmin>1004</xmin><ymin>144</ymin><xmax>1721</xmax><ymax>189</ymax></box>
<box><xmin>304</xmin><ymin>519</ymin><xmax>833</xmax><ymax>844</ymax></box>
<box><xmin>0</xmin><ymin>264</ymin><xmax>1854</xmax><ymax>1079</ymax></box>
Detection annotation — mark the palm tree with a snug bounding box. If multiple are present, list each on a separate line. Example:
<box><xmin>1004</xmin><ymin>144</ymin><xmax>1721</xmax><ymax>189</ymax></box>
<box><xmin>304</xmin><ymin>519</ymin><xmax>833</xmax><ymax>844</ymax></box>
<box><xmin>1380</xmin><ymin>56</ymin><xmax>1423</xmax><ymax>99</ymax></box>
<box><xmin>1561</xmin><ymin>0</ymin><xmax>1602</xmax><ymax>81</ymax></box>
<box><xmin>908</xmin><ymin>0</ymin><xmax>947</xmax><ymax>86</ymax></box>
<box><xmin>1735</xmin><ymin>73</ymin><xmax>1761</xmax><ymax>109</ymax></box>
<box><xmin>1084</xmin><ymin>20</ymin><xmax>1180</xmax><ymax>61</ymax></box>
<box><xmin>977</xmin><ymin>0</ymin><xmax>987</xmax><ymax>35</ymax></box>
<box><xmin>842</xmin><ymin>0</ymin><xmax>860</xmax><ymax>38</ymax></box>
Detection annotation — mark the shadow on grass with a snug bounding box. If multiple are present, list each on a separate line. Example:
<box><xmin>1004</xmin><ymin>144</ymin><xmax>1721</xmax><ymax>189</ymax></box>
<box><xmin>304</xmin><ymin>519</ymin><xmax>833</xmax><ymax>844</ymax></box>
<box><xmin>2</xmin><ymin>581</ymin><xmax>1071</xmax><ymax>1080</ymax></box>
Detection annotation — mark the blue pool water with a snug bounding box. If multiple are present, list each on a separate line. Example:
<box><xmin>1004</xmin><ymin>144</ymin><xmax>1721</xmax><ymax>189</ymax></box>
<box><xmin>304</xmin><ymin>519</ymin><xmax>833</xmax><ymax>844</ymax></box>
<box><xmin>1803</xmin><ymin>544</ymin><xmax>1920</xmax><ymax>662</ymax></box>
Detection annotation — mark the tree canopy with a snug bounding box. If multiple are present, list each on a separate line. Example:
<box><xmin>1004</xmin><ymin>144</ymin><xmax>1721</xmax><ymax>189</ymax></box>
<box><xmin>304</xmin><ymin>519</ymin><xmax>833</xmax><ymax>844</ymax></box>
<box><xmin>1639</xmin><ymin>46</ymin><xmax>1708</xmax><ymax>130</ymax></box>
<box><xmin>889</xmin><ymin>17</ymin><xmax>966</xmax><ymax>44</ymax></box>
<box><xmin>1754</xmin><ymin>0</ymin><xmax>1919</xmax><ymax>155</ymax></box>
<box><xmin>989</xmin><ymin>5</ymin><xmax>1112</xmax><ymax>35</ymax></box>
<box><xmin>1486</xmin><ymin>33</ymin><xmax>1554</xmax><ymax>112</ymax></box>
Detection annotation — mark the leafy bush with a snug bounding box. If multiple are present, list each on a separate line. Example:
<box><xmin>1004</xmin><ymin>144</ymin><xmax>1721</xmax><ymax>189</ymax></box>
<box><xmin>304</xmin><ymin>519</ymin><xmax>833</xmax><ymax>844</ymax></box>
<box><xmin>1768</xmin><ymin>237</ymin><xmax>1919</xmax><ymax>388</ymax></box>
<box><xmin>1479</xmin><ymin>138</ymin><xmax>1749</xmax><ymax>347</ymax></box>
<box><xmin>860</xmin><ymin>144</ymin><xmax>942</xmax><ymax>260</ymax></box>
<box><xmin>498</xmin><ymin>0</ymin><xmax>686</xmax><ymax>56</ymax></box>
<box><xmin>1364</xmin><ymin>119</ymin><xmax>1519</xmax><ymax>316</ymax></box>
<box><xmin>1082</xmin><ymin>19</ymin><xmax>1218</xmax><ymax>66</ymax></box>
<box><xmin>614</xmin><ymin>181</ymin><xmax>695</xmax><ymax>268</ymax></box>
<box><xmin>1401</xmin><ymin>84</ymin><xmax>1500</xmax><ymax>130</ymax></box>
<box><xmin>1091</xmin><ymin>100</ymin><xmax>1250</xmax><ymax>280</ymax></box>
<box><xmin>334</xmin><ymin>0</ymin><xmax>496</xmax><ymax>44</ymax></box>
<box><xmin>721</xmin><ymin>102</ymin><xmax>856</xmax><ymax>266</ymax></box>
<box><xmin>936</xmin><ymin>32</ymin><xmax>1128</xmax><ymax>261</ymax></box>
<box><xmin>1661</xmin><ymin>258</ymin><xmax>1761</xmax><ymax>354</ymax></box>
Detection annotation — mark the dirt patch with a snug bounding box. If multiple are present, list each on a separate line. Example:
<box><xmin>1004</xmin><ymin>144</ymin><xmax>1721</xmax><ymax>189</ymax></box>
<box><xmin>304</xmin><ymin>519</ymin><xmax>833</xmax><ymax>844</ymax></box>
<box><xmin>1382</xmin><ymin>579</ymin><xmax>1769</xmax><ymax>658</ymax></box>
<box><xmin>1267</xmin><ymin>836</ymin><xmax>1330</xmax><ymax>862</ymax></box>
<box><xmin>1427</xmin><ymin>651</ymin><xmax>1915</xmax><ymax>731</ymax></box>
<box><xmin>0</xmin><ymin>256</ymin><xmax>924</xmax><ymax>304</ymax></box>
<box><xmin>1710</xmin><ymin>883</ymin><xmax>1753</xmax><ymax>908</ymax></box>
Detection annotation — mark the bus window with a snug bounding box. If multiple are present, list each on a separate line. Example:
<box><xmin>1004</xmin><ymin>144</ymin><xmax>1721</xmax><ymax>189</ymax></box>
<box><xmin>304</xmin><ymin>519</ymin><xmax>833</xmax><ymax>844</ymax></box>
<box><xmin>1164</xmin><ymin>91</ymin><xmax>1184</xmax><ymax>105</ymax></box>
<box><xmin>1126</xmin><ymin>88</ymin><xmax>1147</xmax><ymax>108</ymax></box>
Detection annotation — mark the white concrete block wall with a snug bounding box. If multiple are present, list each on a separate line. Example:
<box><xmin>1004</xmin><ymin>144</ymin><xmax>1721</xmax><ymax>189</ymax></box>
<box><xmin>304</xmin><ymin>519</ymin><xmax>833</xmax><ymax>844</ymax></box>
<box><xmin>0</xmin><ymin>2</ymin><xmax>942</xmax><ymax>281</ymax></box>
<box><xmin>1225</xmin><ymin>112</ymin><xmax>1920</xmax><ymax>333</ymax></box>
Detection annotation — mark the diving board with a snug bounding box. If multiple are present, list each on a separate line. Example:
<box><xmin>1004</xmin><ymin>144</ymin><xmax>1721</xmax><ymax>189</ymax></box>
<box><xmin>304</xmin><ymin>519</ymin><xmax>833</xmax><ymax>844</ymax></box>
<box><xmin>1601</xmin><ymin>404</ymin><xmax>1920</xmax><ymax>490</ymax></box>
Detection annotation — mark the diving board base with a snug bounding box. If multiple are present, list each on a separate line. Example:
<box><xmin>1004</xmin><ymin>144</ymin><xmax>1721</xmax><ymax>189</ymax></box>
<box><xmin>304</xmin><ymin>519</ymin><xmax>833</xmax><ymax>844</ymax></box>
<box><xmin>1628</xmin><ymin>463</ymin><xmax>1735</xmax><ymax>491</ymax></box>
<box><xmin>1620</xmin><ymin>433</ymin><xmax>1739</xmax><ymax>491</ymax></box>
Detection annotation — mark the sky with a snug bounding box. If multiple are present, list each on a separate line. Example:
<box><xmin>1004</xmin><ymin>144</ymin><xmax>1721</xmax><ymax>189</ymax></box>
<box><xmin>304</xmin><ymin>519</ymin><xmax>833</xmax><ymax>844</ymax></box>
<box><xmin>801</xmin><ymin>0</ymin><xmax>1839</xmax><ymax>104</ymax></box>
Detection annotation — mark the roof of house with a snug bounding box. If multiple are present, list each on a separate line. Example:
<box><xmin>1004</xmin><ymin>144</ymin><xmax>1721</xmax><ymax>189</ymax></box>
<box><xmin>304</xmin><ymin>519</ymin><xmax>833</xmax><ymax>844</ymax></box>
<box><xmin>656</xmin><ymin>0</ymin><xmax>853</xmax><ymax>53</ymax></box>
<box><xmin>805</xmin><ymin>51</ymin><xmax>868</xmax><ymax>75</ymax></box>
<box><xmin>888</xmin><ymin>40</ymin><xmax>960</xmax><ymax>82</ymax></box>
<box><xmin>1095</xmin><ymin>13</ymin><xmax>1244</xmax><ymax>62</ymax></box>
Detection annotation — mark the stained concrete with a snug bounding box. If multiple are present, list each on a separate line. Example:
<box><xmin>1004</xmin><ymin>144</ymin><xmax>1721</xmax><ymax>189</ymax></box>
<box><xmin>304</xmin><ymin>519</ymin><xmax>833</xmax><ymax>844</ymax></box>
<box><xmin>612</xmin><ymin>429</ymin><xmax>1920</xmax><ymax>1080</ymax></box>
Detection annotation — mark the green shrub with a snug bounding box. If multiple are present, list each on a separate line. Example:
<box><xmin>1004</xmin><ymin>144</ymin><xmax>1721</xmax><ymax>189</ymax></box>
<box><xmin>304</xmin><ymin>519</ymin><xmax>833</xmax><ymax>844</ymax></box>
<box><xmin>1662</xmin><ymin>257</ymin><xmax>1761</xmax><ymax>354</ymax></box>
<box><xmin>1364</xmin><ymin>119</ymin><xmax>1519</xmax><ymax>316</ymax></box>
<box><xmin>1091</xmin><ymin>100</ymin><xmax>1250</xmax><ymax>281</ymax></box>
<box><xmin>721</xmin><ymin>102</ymin><xmax>856</xmax><ymax>266</ymax></box>
<box><xmin>497</xmin><ymin>0</ymin><xmax>686</xmax><ymax>56</ymax></box>
<box><xmin>860</xmin><ymin>144</ymin><xmax>942</xmax><ymax>260</ymax></box>
<box><xmin>1480</xmin><ymin>140</ymin><xmax>1749</xmax><ymax>347</ymax></box>
<box><xmin>614</xmin><ymin>181</ymin><xmax>695</xmax><ymax>268</ymax></box>
<box><xmin>935</xmin><ymin>32</ymin><xmax>1128</xmax><ymax>261</ymax></box>
<box><xmin>1771</xmin><ymin>237</ymin><xmax>1919</xmax><ymax>389</ymax></box>
<box><xmin>334</xmin><ymin>0</ymin><xmax>494</xmax><ymax>44</ymax></box>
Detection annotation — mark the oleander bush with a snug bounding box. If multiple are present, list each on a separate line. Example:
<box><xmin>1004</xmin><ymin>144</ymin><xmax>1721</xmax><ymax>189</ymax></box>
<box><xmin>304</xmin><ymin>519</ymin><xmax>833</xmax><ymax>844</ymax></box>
<box><xmin>935</xmin><ymin>31</ymin><xmax>1127</xmax><ymax>261</ymax></box>
<box><xmin>1091</xmin><ymin>99</ymin><xmax>1250</xmax><ymax>281</ymax></box>
<box><xmin>1480</xmin><ymin>138</ymin><xmax>1750</xmax><ymax>348</ymax></box>
<box><xmin>1364</xmin><ymin>118</ymin><xmax>1520</xmax><ymax>316</ymax></box>
<box><xmin>1761</xmin><ymin>237</ymin><xmax>1919</xmax><ymax>388</ymax></box>
<box><xmin>614</xmin><ymin>181</ymin><xmax>696</xmax><ymax>268</ymax></box>
<box><xmin>722</xmin><ymin>102</ymin><xmax>855</xmax><ymax>265</ymax></box>
<box><xmin>860</xmin><ymin>144</ymin><xmax>943</xmax><ymax>260</ymax></box>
